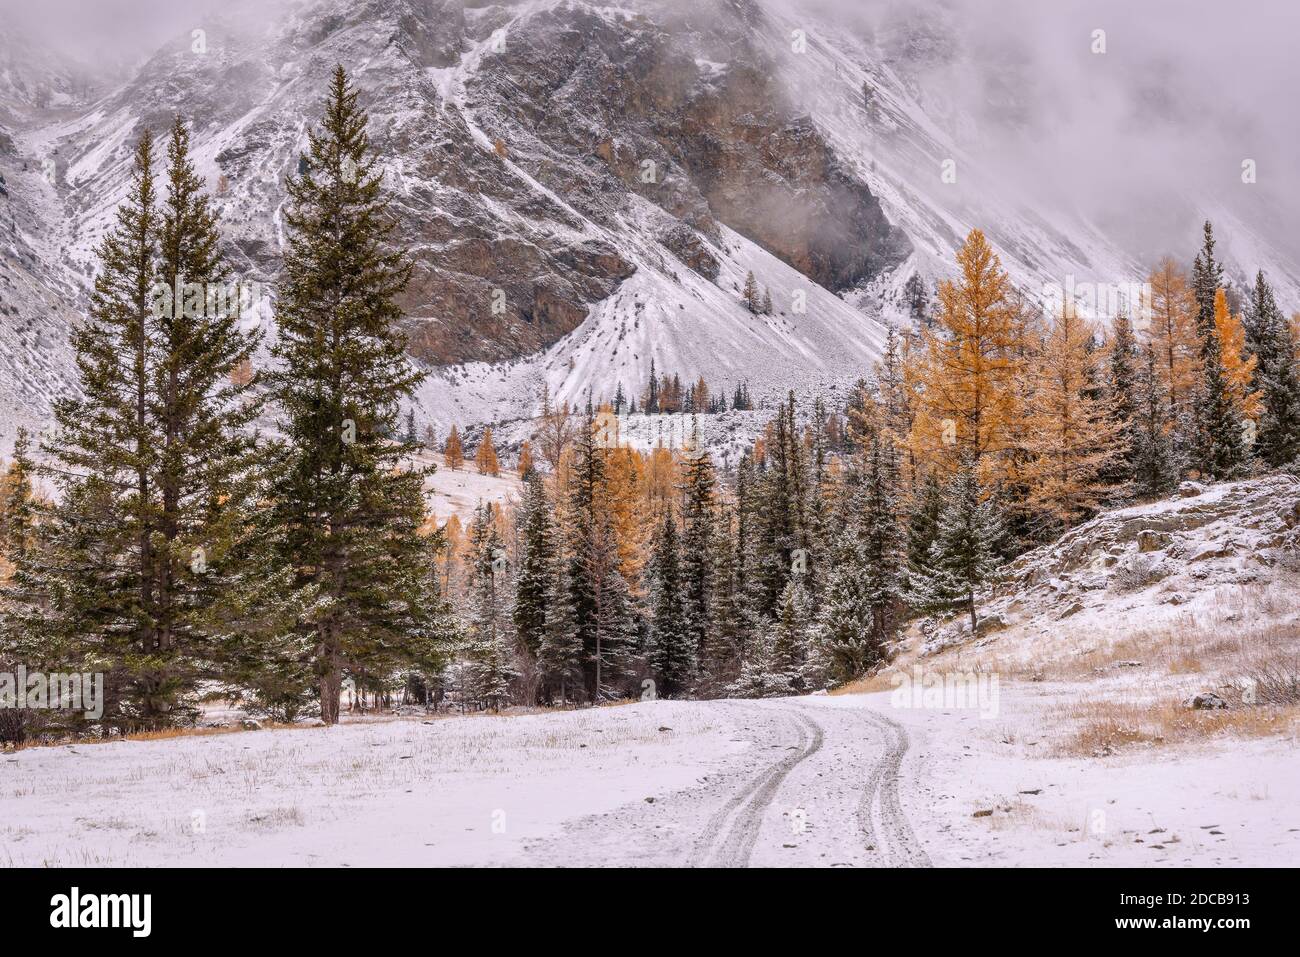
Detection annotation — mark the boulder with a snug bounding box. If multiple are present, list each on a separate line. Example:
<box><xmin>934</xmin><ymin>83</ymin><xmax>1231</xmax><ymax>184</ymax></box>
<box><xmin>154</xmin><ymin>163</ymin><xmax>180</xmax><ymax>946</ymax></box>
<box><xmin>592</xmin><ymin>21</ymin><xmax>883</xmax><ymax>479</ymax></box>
<box><xmin>240</xmin><ymin>718</ymin><xmax>263</xmax><ymax>731</ymax></box>
<box><xmin>1057</xmin><ymin>600</ymin><xmax>1085</xmax><ymax>619</ymax></box>
<box><xmin>1183</xmin><ymin>692</ymin><xmax>1228</xmax><ymax>710</ymax></box>
<box><xmin>1190</xmin><ymin>541</ymin><xmax>1234</xmax><ymax>561</ymax></box>
<box><xmin>1137</xmin><ymin>529</ymin><xmax>1172</xmax><ymax>553</ymax></box>
<box><xmin>1178</xmin><ymin>481</ymin><xmax>1206</xmax><ymax>498</ymax></box>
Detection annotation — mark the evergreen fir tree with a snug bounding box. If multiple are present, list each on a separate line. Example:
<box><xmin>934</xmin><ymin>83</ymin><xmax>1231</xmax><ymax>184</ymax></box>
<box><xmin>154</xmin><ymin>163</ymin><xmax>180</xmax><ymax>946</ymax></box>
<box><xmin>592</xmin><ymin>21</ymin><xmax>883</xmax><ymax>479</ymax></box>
<box><xmin>679</xmin><ymin>429</ymin><xmax>716</xmax><ymax>665</ymax></box>
<box><xmin>263</xmin><ymin>66</ymin><xmax>433</xmax><ymax>725</ymax></box>
<box><xmin>727</xmin><ymin>620</ymin><xmax>794</xmax><ymax>699</ymax></box>
<box><xmin>22</xmin><ymin>132</ymin><xmax>165</xmax><ymax>730</ymax></box>
<box><xmin>648</xmin><ymin>512</ymin><xmax>692</xmax><ymax>696</ymax></box>
<box><xmin>149</xmin><ymin>115</ymin><xmax>264</xmax><ymax>723</ymax></box>
<box><xmin>857</xmin><ymin>434</ymin><xmax>907</xmax><ymax>651</ymax></box>
<box><xmin>699</xmin><ymin>506</ymin><xmax>746</xmax><ymax>691</ymax></box>
<box><xmin>906</xmin><ymin>473</ymin><xmax>944</xmax><ymax>589</ymax></box>
<box><xmin>7</xmin><ymin>122</ymin><xmax>262</xmax><ymax>730</ymax></box>
<box><xmin>769</xmin><ymin>574</ymin><xmax>811</xmax><ymax>686</ymax></box>
<box><xmin>512</xmin><ymin>473</ymin><xmax>555</xmax><ymax>659</ymax></box>
<box><xmin>465</xmin><ymin>503</ymin><xmax>517</xmax><ymax>712</ymax></box>
<box><xmin>1131</xmin><ymin>344</ymin><xmax>1178</xmax><ymax>499</ymax></box>
<box><xmin>1191</xmin><ymin>221</ymin><xmax>1224</xmax><ymax>340</ymax></box>
<box><xmin>1189</xmin><ymin>222</ymin><xmax>1243</xmax><ymax>478</ymax></box>
<box><xmin>1197</xmin><ymin>312</ymin><xmax>1245</xmax><ymax>478</ymax></box>
<box><xmin>1104</xmin><ymin>312</ymin><xmax>1139</xmax><ymax>488</ymax></box>
<box><xmin>1245</xmin><ymin>271</ymin><xmax>1300</xmax><ymax>465</ymax></box>
<box><xmin>922</xmin><ymin>460</ymin><xmax>1003</xmax><ymax>632</ymax></box>
<box><xmin>537</xmin><ymin>548</ymin><xmax>583</xmax><ymax>705</ymax></box>
<box><xmin>646</xmin><ymin>358</ymin><xmax>659</xmax><ymax>413</ymax></box>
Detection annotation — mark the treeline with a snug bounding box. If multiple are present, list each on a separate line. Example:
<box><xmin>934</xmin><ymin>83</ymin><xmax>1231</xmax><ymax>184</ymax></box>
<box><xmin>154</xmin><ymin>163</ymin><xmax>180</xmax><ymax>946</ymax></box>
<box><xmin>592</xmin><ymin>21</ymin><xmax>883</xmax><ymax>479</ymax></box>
<box><xmin>0</xmin><ymin>68</ymin><xmax>457</xmax><ymax>738</ymax></box>
<box><xmin>440</xmin><ymin>222</ymin><xmax>1300</xmax><ymax>707</ymax></box>
<box><xmin>610</xmin><ymin>360</ymin><xmax>754</xmax><ymax>415</ymax></box>
<box><xmin>4</xmin><ymin>68</ymin><xmax>1299</xmax><ymax>730</ymax></box>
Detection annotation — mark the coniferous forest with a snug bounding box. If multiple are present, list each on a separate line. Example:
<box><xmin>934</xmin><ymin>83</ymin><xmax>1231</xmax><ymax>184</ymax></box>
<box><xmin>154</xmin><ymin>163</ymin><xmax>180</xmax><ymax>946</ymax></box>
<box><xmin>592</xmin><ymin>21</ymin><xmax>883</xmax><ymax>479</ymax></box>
<box><xmin>2</xmin><ymin>65</ymin><xmax>1299</xmax><ymax>742</ymax></box>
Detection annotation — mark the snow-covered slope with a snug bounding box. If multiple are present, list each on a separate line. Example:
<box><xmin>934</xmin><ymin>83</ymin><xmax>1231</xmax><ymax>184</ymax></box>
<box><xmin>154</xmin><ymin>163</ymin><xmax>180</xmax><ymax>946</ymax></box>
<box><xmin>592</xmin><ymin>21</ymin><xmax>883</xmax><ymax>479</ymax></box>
<box><xmin>2</xmin><ymin>0</ymin><xmax>1298</xmax><ymax>452</ymax></box>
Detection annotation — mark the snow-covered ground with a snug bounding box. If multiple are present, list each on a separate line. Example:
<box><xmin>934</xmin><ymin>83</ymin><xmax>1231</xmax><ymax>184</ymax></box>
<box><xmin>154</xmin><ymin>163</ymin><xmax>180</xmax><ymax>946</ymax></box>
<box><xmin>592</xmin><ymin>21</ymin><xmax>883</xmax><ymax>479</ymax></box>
<box><xmin>416</xmin><ymin>449</ymin><xmax>522</xmax><ymax>525</ymax></box>
<box><xmin>4</xmin><ymin>683</ymin><xmax>1296</xmax><ymax>867</ymax></box>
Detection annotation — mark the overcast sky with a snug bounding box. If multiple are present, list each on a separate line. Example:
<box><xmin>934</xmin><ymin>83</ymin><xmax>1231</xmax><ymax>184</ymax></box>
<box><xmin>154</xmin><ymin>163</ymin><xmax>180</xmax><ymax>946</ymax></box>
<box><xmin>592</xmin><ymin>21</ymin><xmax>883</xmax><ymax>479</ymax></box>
<box><xmin>804</xmin><ymin>0</ymin><xmax>1300</xmax><ymax>260</ymax></box>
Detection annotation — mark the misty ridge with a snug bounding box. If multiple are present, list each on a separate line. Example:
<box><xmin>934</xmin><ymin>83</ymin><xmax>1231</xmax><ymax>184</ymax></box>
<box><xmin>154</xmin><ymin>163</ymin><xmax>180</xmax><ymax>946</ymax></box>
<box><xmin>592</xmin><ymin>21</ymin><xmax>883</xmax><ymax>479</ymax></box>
<box><xmin>4</xmin><ymin>0</ymin><xmax>1297</xmax><ymax>271</ymax></box>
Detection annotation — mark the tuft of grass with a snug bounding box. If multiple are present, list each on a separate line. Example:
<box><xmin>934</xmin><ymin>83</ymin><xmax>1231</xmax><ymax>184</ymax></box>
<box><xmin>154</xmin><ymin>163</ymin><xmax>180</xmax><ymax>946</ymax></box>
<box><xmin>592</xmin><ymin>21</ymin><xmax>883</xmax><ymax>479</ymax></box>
<box><xmin>1054</xmin><ymin>697</ymin><xmax>1300</xmax><ymax>757</ymax></box>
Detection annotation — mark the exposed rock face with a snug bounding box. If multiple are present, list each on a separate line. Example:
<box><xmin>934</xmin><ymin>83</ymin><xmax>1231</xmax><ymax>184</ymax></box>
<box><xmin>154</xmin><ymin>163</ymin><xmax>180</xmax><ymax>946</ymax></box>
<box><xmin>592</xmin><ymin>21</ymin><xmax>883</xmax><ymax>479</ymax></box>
<box><xmin>1004</xmin><ymin>474</ymin><xmax>1300</xmax><ymax>591</ymax></box>
<box><xmin>8</xmin><ymin>0</ymin><xmax>907</xmax><ymax>378</ymax></box>
<box><xmin>471</xmin><ymin>0</ymin><xmax>910</xmax><ymax>294</ymax></box>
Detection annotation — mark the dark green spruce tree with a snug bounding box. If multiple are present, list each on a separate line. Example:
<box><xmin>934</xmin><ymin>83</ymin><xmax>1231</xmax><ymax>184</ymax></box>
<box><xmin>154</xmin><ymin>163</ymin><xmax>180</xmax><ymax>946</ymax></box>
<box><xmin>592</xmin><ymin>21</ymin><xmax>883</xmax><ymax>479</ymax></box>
<box><xmin>920</xmin><ymin>459</ymin><xmax>1004</xmax><ymax>632</ymax></box>
<box><xmin>1246</xmin><ymin>271</ymin><xmax>1300</xmax><ymax>466</ymax></box>
<box><xmin>1190</xmin><ymin>221</ymin><xmax>1243</xmax><ymax>478</ymax></box>
<box><xmin>648</xmin><ymin>512</ymin><xmax>692</xmax><ymax>696</ymax></box>
<box><xmin>678</xmin><ymin>426</ymin><xmax>716</xmax><ymax>667</ymax></box>
<box><xmin>513</xmin><ymin>472</ymin><xmax>556</xmax><ymax>660</ymax></box>
<box><xmin>6</xmin><ymin>123</ymin><xmax>261</xmax><ymax>731</ymax></box>
<box><xmin>1103</xmin><ymin>312</ymin><xmax>1139</xmax><ymax>492</ymax></box>
<box><xmin>1131</xmin><ymin>344</ymin><xmax>1178</xmax><ymax>499</ymax></box>
<box><xmin>264</xmin><ymin>66</ymin><xmax>434</xmax><ymax>725</ymax></box>
<box><xmin>149</xmin><ymin>116</ymin><xmax>264</xmax><ymax>723</ymax></box>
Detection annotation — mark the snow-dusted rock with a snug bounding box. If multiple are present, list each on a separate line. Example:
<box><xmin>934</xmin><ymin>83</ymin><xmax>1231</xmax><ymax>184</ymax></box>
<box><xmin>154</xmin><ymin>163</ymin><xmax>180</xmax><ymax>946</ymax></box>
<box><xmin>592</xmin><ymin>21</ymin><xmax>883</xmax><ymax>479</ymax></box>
<box><xmin>1183</xmin><ymin>692</ymin><xmax>1228</xmax><ymax>710</ymax></box>
<box><xmin>1137</xmin><ymin>529</ymin><xmax>1171</xmax><ymax>552</ymax></box>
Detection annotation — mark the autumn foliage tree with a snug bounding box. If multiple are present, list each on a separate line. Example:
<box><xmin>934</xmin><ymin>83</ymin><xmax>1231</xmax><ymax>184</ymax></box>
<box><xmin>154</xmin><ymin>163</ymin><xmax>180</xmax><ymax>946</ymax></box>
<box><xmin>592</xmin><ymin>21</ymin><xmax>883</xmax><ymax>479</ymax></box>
<box><xmin>443</xmin><ymin>424</ymin><xmax>464</xmax><ymax>470</ymax></box>
<box><xmin>475</xmin><ymin>428</ymin><xmax>500</xmax><ymax>476</ymax></box>
<box><xmin>908</xmin><ymin>229</ymin><xmax>1024</xmax><ymax>485</ymax></box>
<box><xmin>1144</xmin><ymin>257</ymin><xmax>1199</xmax><ymax>424</ymax></box>
<box><xmin>1213</xmin><ymin>288</ymin><xmax>1260</xmax><ymax>426</ymax></box>
<box><xmin>1023</xmin><ymin>299</ymin><xmax>1126</xmax><ymax>529</ymax></box>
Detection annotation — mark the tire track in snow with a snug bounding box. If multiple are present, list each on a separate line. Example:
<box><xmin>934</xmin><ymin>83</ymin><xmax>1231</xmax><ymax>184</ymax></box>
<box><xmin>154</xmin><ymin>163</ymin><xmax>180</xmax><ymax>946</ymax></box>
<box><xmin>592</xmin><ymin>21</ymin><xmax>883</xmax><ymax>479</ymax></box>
<box><xmin>857</xmin><ymin>707</ymin><xmax>930</xmax><ymax>867</ymax></box>
<box><xmin>687</xmin><ymin>703</ymin><xmax>824</xmax><ymax>868</ymax></box>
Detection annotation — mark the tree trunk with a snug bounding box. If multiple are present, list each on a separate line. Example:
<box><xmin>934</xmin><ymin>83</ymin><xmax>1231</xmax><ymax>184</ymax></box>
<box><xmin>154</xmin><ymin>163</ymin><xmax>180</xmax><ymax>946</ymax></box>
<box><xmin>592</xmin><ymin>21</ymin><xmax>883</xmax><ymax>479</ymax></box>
<box><xmin>967</xmin><ymin>591</ymin><xmax>978</xmax><ymax>634</ymax></box>
<box><xmin>319</xmin><ymin>650</ymin><xmax>343</xmax><ymax>725</ymax></box>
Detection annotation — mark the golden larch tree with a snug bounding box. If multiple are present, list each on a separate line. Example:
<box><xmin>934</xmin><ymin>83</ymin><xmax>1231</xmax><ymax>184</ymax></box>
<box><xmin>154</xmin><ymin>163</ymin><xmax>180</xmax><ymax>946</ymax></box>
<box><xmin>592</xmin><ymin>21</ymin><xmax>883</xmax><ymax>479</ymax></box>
<box><xmin>444</xmin><ymin>424</ymin><xmax>464</xmax><ymax>470</ymax></box>
<box><xmin>1213</xmin><ymin>288</ymin><xmax>1261</xmax><ymax>422</ymax></box>
<box><xmin>1144</xmin><ymin>258</ymin><xmax>1199</xmax><ymax>418</ymax></box>
<box><xmin>601</xmin><ymin>445</ymin><xmax>652</xmax><ymax>594</ymax></box>
<box><xmin>517</xmin><ymin>440</ymin><xmax>535</xmax><ymax>478</ymax></box>
<box><xmin>1023</xmin><ymin>299</ymin><xmax>1126</xmax><ymax>528</ymax></box>
<box><xmin>908</xmin><ymin>228</ymin><xmax>1023</xmax><ymax>484</ymax></box>
<box><xmin>475</xmin><ymin>427</ymin><xmax>500</xmax><ymax>476</ymax></box>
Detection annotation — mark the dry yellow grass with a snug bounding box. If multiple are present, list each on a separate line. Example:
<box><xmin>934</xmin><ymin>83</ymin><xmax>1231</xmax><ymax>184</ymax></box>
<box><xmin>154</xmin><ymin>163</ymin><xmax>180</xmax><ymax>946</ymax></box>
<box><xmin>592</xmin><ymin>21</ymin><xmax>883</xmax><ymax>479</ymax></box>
<box><xmin>1053</xmin><ymin>697</ymin><xmax>1300</xmax><ymax>757</ymax></box>
<box><xmin>4</xmin><ymin>719</ymin><xmax>318</xmax><ymax>753</ymax></box>
<box><xmin>831</xmin><ymin>672</ymin><xmax>900</xmax><ymax>695</ymax></box>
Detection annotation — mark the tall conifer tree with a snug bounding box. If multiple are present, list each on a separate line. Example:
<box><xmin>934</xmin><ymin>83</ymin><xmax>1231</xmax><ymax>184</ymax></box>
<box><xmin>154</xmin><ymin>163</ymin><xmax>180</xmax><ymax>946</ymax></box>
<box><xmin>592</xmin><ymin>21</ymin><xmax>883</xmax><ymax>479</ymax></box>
<box><xmin>264</xmin><ymin>66</ymin><xmax>432</xmax><ymax>724</ymax></box>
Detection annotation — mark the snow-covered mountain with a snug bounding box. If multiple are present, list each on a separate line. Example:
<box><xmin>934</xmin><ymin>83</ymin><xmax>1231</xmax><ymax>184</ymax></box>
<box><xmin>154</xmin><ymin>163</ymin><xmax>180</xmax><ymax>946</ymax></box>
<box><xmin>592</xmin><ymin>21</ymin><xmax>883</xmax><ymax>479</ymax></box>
<box><xmin>2</xmin><ymin>0</ymin><xmax>1298</xmax><ymax>451</ymax></box>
